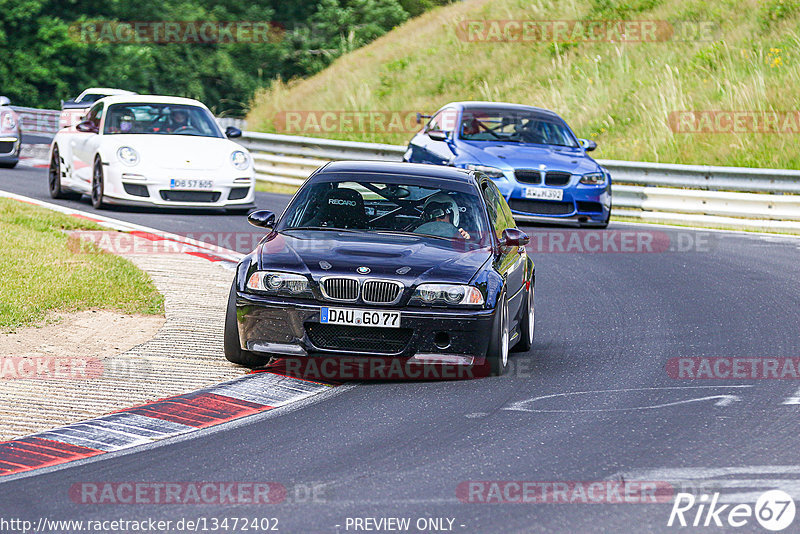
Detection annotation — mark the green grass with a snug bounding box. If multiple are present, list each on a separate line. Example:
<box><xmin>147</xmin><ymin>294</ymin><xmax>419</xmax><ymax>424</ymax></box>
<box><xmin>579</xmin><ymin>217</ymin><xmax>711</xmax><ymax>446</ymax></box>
<box><xmin>247</xmin><ymin>0</ymin><xmax>800</xmax><ymax>169</ymax></box>
<box><xmin>0</xmin><ymin>199</ymin><xmax>164</xmax><ymax>331</ymax></box>
<box><xmin>255</xmin><ymin>181</ymin><xmax>301</xmax><ymax>195</ymax></box>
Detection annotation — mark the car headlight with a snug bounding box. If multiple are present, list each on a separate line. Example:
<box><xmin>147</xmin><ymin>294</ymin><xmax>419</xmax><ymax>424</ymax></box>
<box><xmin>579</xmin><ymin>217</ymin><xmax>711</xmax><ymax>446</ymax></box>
<box><xmin>410</xmin><ymin>283</ymin><xmax>485</xmax><ymax>307</ymax></box>
<box><xmin>579</xmin><ymin>172</ymin><xmax>606</xmax><ymax>185</ymax></box>
<box><xmin>466</xmin><ymin>164</ymin><xmax>506</xmax><ymax>179</ymax></box>
<box><xmin>246</xmin><ymin>271</ymin><xmax>313</xmax><ymax>298</ymax></box>
<box><xmin>117</xmin><ymin>146</ymin><xmax>139</xmax><ymax>166</ymax></box>
<box><xmin>231</xmin><ymin>150</ymin><xmax>250</xmax><ymax>170</ymax></box>
<box><xmin>1</xmin><ymin>112</ymin><xmax>16</xmax><ymax>130</ymax></box>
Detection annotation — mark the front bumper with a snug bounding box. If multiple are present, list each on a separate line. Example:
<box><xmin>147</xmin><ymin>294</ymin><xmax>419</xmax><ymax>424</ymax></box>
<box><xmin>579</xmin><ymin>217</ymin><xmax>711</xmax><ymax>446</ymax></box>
<box><xmin>236</xmin><ymin>292</ymin><xmax>495</xmax><ymax>361</ymax></box>
<box><xmin>101</xmin><ymin>163</ymin><xmax>256</xmax><ymax>208</ymax></box>
<box><xmin>495</xmin><ymin>176</ymin><xmax>611</xmax><ymax>225</ymax></box>
<box><xmin>0</xmin><ymin>136</ymin><xmax>20</xmax><ymax>160</ymax></box>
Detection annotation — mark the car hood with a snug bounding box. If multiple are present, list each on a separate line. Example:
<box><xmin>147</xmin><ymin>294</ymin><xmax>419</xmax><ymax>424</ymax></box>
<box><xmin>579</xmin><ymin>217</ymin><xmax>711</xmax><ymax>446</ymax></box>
<box><xmin>106</xmin><ymin>135</ymin><xmax>242</xmax><ymax>170</ymax></box>
<box><xmin>459</xmin><ymin>141</ymin><xmax>599</xmax><ymax>174</ymax></box>
<box><xmin>259</xmin><ymin>230</ymin><xmax>491</xmax><ymax>285</ymax></box>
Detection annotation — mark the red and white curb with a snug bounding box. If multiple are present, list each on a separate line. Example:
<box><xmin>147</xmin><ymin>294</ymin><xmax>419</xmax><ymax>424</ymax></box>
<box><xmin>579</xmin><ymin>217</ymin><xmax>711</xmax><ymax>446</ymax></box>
<box><xmin>0</xmin><ymin>191</ymin><xmax>341</xmax><ymax>477</ymax></box>
<box><xmin>0</xmin><ymin>190</ymin><xmax>245</xmax><ymax>265</ymax></box>
<box><xmin>0</xmin><ymin>372</ymin><xmax>332</xmax><ymax>477</ymax></box>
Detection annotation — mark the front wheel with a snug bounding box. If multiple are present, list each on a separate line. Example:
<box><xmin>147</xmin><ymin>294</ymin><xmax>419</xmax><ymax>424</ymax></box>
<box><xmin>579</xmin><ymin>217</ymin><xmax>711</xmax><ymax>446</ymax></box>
<box><xmin>224</xmin><ymin>280</ymin><xmax>269</xmax><ymax>368</ymax></box>
<box><xmin>487</xmin><ymin>292</ymin><xmax>510</xmax><ymax>376</ymax></box>
<box><xmin>48</xmin><ymin>146</ymin><xmax>79</xmax><ymax>199</ymax></box>
<box><xmin>91</xmin><ymin>159</ymin><xmax>106</xmax><ymax>209</ymax></box>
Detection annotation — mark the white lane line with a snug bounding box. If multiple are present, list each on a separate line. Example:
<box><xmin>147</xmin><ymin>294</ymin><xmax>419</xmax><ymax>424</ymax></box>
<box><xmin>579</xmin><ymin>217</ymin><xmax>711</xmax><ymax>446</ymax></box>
<box><xmin>504</xmin><ymin>385</ymin><xmax>753</xmax><ymax>413</ymax></box>
<box><xmin>0</xmin><ymin>189</ymin><xmax>245</xmax><ymax>263</ymax></box>
<box><xmin>782</xmin><ymin>386</ymin><xmax>800</xmax><ymax>405</ymax></box>
<box><xmin>607</xmin><ymin>467</ymin><xmax>800</xmax><ymax>503</ymax></box>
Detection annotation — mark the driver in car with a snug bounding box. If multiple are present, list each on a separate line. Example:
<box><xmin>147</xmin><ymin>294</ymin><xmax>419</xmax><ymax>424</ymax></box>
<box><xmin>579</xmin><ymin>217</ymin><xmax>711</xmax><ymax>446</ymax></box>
<box><xmin>414</xmin><ymin>193</ymin><xmax>471</xmax><ymax>240</ymax></box>
<box><xmin>167</xmin><ymin>109</ymin><xmax>191</xmax><ymax>132</ymax></box>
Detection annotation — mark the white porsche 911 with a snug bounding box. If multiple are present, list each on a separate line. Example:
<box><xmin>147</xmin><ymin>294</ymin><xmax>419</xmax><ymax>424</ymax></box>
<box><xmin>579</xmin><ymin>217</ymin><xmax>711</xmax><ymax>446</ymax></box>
<box><xmin>48</xmin><ymin>95</ymin><xmax>255</xmax><ymax>211</ymax></box>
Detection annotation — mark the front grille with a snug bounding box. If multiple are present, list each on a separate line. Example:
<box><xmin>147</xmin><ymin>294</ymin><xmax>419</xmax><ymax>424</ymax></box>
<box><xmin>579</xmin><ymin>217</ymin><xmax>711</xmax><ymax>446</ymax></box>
<box><xmin>306</xmin><ymin>323</ymin><xmax>413</xmax><ymax>354</ymax></box>
<box><xmin>362</xmin><ymin>280</ymin><xmax>403</xmax><ymax>304</ymax></box>
<box><xmin>159</xmin><ymin>190</ymin><xmax>221</xmax><ymax>203</ymax></box>
<box><xmin>577</xmin><ymin>201</ymin><xmax>603</xmax><ymax>212</ymax></box>
<box><xmin>544</xmin><ymin>172</ymin><xmax>572</xmax><ymax>186</ymax></box>
<box><xmin>514</xmin><ymin>169</ymin><xmax>541</xmax><ymax>184</ymax></box>
<box><xmin>0</xmin><ymin>141</ymin><xmax>15</xmax><ymax>155</ymax></box>
<box><xmin>509</xmin><ymin>198</ymin><xmax>574</xmax><ymax>215</ymax></box>
<box><xmin>228</xmin><ymin>187</ymin><xmax>249</xmax><ymax>200</ymax></box>
<box><xmin>321</xmin><ymin>277</ymin><xmax>359</xmax><ymax>301</ymax></box>
<box><xmin>123</xmin><ymin>183</ymin><xmax>149</xmax><ymax>197</ymax></box>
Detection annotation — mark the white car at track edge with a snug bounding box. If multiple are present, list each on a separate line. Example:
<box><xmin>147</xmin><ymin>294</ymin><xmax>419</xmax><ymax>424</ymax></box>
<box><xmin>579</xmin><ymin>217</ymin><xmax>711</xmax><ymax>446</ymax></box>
<box><xmin>48</xmin><ymin>94</ymin><xmax>255</xmax><ymax>211</ymax></box>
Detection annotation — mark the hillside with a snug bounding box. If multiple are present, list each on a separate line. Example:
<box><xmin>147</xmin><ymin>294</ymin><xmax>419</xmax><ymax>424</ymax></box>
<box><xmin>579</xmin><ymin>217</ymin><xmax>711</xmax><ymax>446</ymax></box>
<box><xmin>247</xmin><ymin>0</ymin><xmax>800</xmax><ymax>168</ymax></box>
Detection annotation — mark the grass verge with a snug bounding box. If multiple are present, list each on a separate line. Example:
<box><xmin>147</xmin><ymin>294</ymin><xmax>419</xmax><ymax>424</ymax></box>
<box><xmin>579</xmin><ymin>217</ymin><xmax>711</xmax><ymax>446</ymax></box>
<box><xmin>248</xmin><ymin>0</ymin><xmax>800</xmax><ymax>169</ymax></box>
<box><xmin>0</xmin><ymin>198</ymin><xmax>164</xmax><ymax>332</ymax></box>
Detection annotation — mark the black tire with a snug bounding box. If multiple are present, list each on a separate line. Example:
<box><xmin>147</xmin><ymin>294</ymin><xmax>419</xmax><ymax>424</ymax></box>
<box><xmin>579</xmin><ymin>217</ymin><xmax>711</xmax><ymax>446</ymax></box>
<box><xmin>91</xmin><ymin>158</ymin><xmax>106</xmax><ymax>209</ymax></box>
<box><xmin>48</xmin><ymin>146</ymin><xmax>78</xmax><ymax>199</ymax></box>
<box><xmin>512</xmin><ymin>284</ymin><xmax>534</xmax><ymax>352</ymax></box>
<box><xmin>224</xmin><ymin>280</ymin><xmax>268</xmax><ymax>367</ymax></box>
<box><xmin>487</xmin><ymin>291</ymin><xmax>510</xmax><ymax>376</ymax></box>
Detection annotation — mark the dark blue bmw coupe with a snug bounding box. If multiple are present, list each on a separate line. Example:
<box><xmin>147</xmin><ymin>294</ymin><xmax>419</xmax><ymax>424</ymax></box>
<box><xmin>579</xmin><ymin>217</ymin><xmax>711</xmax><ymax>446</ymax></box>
<box><xmin>224</xmin><ymin>161</ymin><xmax>535</xmax><ymax>377</ymax></box>
<box><xmin>404</xmin><ymin>101</ymin><xmax>611</xmax><ymax>227</ymax></box>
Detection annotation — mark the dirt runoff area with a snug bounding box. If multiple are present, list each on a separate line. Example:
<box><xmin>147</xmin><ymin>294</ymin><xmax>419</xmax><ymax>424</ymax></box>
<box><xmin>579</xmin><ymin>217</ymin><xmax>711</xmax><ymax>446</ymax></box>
<box><xmin>0</xmin><ymin>309</ymin><xmax>164</xmax><ymax>380</ymax></box>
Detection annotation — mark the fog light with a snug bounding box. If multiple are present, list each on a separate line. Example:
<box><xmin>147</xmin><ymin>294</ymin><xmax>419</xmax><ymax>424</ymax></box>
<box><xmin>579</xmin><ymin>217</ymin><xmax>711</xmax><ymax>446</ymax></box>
<box><xmin>434</xmin><ymin>332</ymin><xmax>451</xmax><ymax>350</ymax></box>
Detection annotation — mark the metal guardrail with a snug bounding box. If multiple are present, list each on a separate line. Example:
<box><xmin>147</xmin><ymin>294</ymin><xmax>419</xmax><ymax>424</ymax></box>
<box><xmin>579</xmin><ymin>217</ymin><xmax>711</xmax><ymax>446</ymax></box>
<box><xmin>237</xmin><ymin>131</ymin><xmax>800</xmax><ymax>230</ymax></box>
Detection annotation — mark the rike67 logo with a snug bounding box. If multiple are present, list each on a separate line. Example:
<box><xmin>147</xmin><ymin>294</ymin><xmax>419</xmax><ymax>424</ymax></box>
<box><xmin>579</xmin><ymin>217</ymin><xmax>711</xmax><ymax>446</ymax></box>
<box><xmin>668</xmin><ymin>490</ymin><xmax>796</xmax><ymax>531</ymax></box>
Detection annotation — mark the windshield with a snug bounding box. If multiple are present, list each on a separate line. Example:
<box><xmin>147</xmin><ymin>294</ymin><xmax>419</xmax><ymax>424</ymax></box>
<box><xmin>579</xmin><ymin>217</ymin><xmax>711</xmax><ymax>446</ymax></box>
<box><xmin>459</xmin><ymin>108</ymin><xmax>578</xmax><ymax>147</ymax></box>
<box><xmin>279</xmin><ymin>175</ymin><xmax>490</xmax><ymax>246</ymax></box>
<box><xmin>103</xmin><ymin>103</ymin><xmax>223</xmax><ymax>137</ymax></box>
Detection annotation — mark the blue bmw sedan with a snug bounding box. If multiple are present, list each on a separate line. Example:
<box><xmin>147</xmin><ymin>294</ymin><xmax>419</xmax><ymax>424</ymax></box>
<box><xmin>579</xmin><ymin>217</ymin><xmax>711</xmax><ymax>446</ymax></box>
<box><xmin>404</xmin><ymin>101</ymin><xmax>611</xmax><ymax>227</ymax></box>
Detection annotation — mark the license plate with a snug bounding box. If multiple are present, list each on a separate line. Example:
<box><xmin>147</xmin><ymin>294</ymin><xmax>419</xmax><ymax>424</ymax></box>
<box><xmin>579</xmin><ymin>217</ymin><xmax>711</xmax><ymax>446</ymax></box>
<box><xmin>321</xmin><ymin>307</ymin><xmax>400</xmax><ymax>328</ymax></box>
<box><xmin>525</xmin><ymin>187</ymin><xmax>563</xmax><ymax>201</ymax></box>
<box><xmin>170</xmin><ymin>179</ymin><xmax>213</xmax><ymax>189</ymax></box>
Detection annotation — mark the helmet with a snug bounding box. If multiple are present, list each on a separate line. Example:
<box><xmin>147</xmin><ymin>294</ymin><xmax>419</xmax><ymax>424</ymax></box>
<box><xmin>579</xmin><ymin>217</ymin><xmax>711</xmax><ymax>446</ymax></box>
<box><xmin>422</xmin><ymin>192</ymin><xmax>459</xmax><ymax>227</ymax></box>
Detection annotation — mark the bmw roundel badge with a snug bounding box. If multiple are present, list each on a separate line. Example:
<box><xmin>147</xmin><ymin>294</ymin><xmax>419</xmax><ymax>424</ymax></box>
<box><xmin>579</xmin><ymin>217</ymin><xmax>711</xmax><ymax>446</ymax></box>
<box><xmin>357</xmin><ymin>266</ymin><xmax>371</xmax><ymax>274</ymax></box>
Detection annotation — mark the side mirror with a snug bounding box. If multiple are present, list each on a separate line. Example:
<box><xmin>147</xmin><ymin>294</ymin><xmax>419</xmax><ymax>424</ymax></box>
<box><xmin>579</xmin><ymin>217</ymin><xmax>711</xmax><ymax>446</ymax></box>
<box><xmin>579</xmin><ymin>138</ymin><xmax>597</xmax><ymax>152</ymax></box>
<box><xmin>225</xmin><ymin>126</ymin><xmax>242</xmax><ymax>138</ymax></box>
<box><xmin>501</xmin><ymin>228</ymin><xmax>530</xmax><ymax>248</ymax></box>
<box><xmin>427</xmin><ymin>129</ymin><xmax>448</xmax><ymax>142</ymax></box>
<box><xmin>75</xmin><ymin>120</ymin><xmax>98</xmax><ymax>133</ymax></box>
<box><xmin>247</xmin><ymin>209</ymin><xmax>276</xmax><ymax>229</ymax></box>
<box><xmin>0</xmin><ymin>96</ymin><xmax>10</xmax><ymax>107</ymax></box>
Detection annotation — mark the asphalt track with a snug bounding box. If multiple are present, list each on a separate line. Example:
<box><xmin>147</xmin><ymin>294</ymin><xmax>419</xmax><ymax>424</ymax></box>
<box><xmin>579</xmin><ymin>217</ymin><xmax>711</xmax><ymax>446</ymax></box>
<box><xmin>2</xmin><ymin>165</ymin><xmax>800</xmax><ymax>533</ymax></box>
